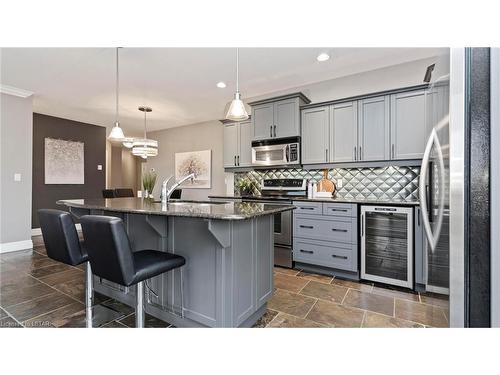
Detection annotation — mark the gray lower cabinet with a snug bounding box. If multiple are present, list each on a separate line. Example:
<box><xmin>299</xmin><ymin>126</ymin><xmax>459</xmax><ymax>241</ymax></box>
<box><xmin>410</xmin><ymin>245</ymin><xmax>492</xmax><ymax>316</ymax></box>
<box><xmin>301</xmin><ymin>106</ymin><xmax>329</xmax><ymax>164</ymax></box>
<box><xmin>358</xmin><ymin>95</ymin><xmax>390</xmax><ymax>161</ymax></box>
<box><xmin>390</xmin><ymin>90</ymin><xmax>427</xmax><ymax>159</ymax></box>
<box><xmin>223</xmin><ymin>120</ymin><xmax>252</xmax><ymax>168</ymax></box>
<box><xmin>293</xmin><ymin>201</ymin><xmax>358</xmax><ymax>273</ymax></box>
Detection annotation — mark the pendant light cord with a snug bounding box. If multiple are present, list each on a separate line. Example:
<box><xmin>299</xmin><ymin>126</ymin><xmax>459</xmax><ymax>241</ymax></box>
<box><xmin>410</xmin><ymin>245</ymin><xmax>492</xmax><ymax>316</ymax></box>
<box><xmin>236</xmin><ymin>47</ymin><xmax>239</xmax><ymax>93</ymax></box>
<box><xmin>144</xmin><ymin>110</ymin><xmax>147</xmax><ymax>139</ymax></box>
<box><xmin>115</xmin><ymin>47</ymin><xmax>119</xmax><ymax>124</ymax></box>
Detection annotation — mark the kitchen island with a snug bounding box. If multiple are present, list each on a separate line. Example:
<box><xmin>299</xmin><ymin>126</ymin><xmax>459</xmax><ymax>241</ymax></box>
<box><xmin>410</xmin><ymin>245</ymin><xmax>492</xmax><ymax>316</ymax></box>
<box><xmin>58</xmin><ymin>198</ymin><xmax>294</xmax><ymax>328</ymax></box>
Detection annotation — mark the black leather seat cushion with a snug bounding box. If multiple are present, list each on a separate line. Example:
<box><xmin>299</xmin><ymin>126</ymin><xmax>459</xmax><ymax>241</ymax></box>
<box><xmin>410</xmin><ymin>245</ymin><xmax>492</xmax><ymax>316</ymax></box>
<box><xmin>132</xmin><ymin>250</ymin><xmax>185</xmax><ymax>284</ymax></box>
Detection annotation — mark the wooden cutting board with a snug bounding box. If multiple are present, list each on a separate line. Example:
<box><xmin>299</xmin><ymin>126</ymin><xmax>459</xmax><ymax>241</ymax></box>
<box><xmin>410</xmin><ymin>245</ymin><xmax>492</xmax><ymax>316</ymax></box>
<box><xmin>317</xmin><ymin>169</ymin><xmax>336</xmax><ymax>193</ymax></box>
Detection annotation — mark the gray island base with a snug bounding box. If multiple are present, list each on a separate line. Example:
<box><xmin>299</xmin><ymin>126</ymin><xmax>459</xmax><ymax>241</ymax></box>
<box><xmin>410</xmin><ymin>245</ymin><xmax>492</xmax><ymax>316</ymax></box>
<box><xmin>58</xmin><ymin>198</ymin><xmax>294</xmax><ymax>327</ymax></box>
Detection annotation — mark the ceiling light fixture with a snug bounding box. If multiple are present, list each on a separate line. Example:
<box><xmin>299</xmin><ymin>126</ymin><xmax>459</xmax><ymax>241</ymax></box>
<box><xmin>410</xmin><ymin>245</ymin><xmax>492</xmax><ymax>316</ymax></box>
<box><xmin>316</xmin><ymin>52</ymin><xmax>330</xmax><ymax>62</ymax></box>
<box><xmin>132</xmin><ymin>106</ymin><xmax>158</xmax><ymax>159</ymax></box>
<box><xmin>108</xmin><ymin>47</ymin><xmax>126</xmax><ymax>141</ymax></box>
<box><xmin>225</xmin><ymin>48</ymin><xmax>249</xmax><ymax>121</ymax></box>
<box><xmin>216</xmin><ymin>81</ymin><xmax>226</xmax><ymax>88</ymax></box>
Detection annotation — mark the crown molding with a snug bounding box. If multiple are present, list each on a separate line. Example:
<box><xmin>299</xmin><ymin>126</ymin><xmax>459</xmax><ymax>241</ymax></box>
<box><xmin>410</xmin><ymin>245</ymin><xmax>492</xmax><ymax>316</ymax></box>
<box><xmin>0</xmin><ymin>84</ymin><xmax>34</xmax><ymax>98</ymax></box>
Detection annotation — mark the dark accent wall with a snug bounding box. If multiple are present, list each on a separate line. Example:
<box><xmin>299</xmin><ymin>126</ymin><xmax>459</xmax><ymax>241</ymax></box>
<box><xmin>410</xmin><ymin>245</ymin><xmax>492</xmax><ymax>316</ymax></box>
<box><xmin>32</xmin><ymin>113</ymin><xmax>106</xmax><ymax>228</ymax></box>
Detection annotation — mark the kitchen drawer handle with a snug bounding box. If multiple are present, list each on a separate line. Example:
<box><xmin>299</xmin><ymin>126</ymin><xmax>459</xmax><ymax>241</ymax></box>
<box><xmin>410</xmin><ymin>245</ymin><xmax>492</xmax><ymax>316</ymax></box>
<box><xmin>330</xmin><ymin>208</ymin><xmax>348</xmax><ymax>212</ymax></box>
<box><xmin>300</xmin><ymin>207</ymin><xmax>315</xmax><ymax>210</ymax></box>
<box><xmin>331</xmin><ymin>228</ymin><xmax>348</xmax><ymax>232</ymax></box>
<box><xmin>299</xmin><ymin>225</ymin><xmax>314</xmax><ymax>229</ymax></box>
<box><xmin>332</xmin><ymin>254</ymin><xmax>348</xmax><ymax>260</ymax></box>
<box><xmin>300</xmin><ymin>249</ymin><xmax>314</xmax><ymax>254</ymax></box>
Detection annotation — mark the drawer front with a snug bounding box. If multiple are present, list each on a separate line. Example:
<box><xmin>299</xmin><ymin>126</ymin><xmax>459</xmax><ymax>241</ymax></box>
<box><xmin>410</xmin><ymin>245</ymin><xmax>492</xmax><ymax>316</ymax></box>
<box><xmin>323</xmin><ymin>203</ymin><xmax>356</xmax><ymax>217</ymax></box>
<box><xmin>293</xmin><ymin>201</ymin><xmax>323</xmax><ymax>215</ymax></box>
<box><xmin>293</xmin><ymin>238</ymin><xmax>356</xmax><ymax>271</ymax></box>
<box><xmin>294</xmin><ymin>215</ymin><xmax>357</xmax><ymax>243</ymax></box>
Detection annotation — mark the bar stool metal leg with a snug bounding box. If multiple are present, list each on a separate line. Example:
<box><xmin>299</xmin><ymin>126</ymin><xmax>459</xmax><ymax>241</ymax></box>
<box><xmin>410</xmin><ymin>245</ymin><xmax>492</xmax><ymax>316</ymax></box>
<box><xmin>136</xmin><ymin>281</ymin><xmax>145</xmax><ymax>328</ymax></box>
<box><xmin>85</xmin><ymin>262</ymin><xmax>94</xmax><ymax>328</ymax></box>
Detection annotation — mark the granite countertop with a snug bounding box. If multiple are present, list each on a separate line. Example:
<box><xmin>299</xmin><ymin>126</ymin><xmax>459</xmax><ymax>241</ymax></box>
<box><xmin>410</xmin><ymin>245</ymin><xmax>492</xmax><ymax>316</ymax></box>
<box><xmin>209</xmin><ymin>194</ymin><xmax>420</xmax><ymax>207</ymax></box>
<box><xmin>57</xmin><ymin>198</ymin><xmax>295</xmax><ymax>221</ymax></box>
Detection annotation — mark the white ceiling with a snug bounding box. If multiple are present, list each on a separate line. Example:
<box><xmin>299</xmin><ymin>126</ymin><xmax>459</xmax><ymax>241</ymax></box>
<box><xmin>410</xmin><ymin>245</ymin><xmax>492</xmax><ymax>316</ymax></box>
<box><xmin>1</xmin><ymin>48</ymin><xmax>445</xmax><ymax>135</ymax></box>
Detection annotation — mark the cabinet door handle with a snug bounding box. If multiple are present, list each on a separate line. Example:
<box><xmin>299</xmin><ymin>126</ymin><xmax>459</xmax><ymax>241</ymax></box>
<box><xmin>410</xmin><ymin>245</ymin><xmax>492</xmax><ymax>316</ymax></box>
<box><xmin>270</xmin><ymin>125</ymin><xmax>273</xmax><ymax>138</ymax></box>
<box><xmin>325</xmin><ymin>148</ymin><xmax>328</xmax><ymax>162</ymax></box>
<box><xmin>237</xmin><ymin>155</ymin><xmax>240</xmax><ymax>166</ymax></box>
<box><xmin>354</xmin><ymin>146</ymin><xmax>357</xmax><ymax>161</ymax></box>
<box><xmin>359</xmin><ymin>146</ymin><xmax>362</xmax><ymax>160</ymax></box>
<box><xmin>234</xmin><ymin>155</ymin><xmax>237</xmax><ymax>166</ymax></box>
<box><xmin>300</xmin><ymin>249</ymin><xmax>314</xmax><ymax>254</ymax></box>
<box><xmin>392</xmin><ymin>144</ymin><xmax>395</xmax><ymax>159</ymax></box>
<box><xmin>299</xmin><ymin>225</ymin><xmax>314</xmax><ymax>229</ymax></box>
<box><xmin>273</xmin><ymin>125</ymin><xmax>276</xmax><ymax>138</ymax></box>
<box><xmin>361</xmin><ymin>214</ymin><xmax>364</xmax><ymax>236</ymax></box>
<box><xmin>330</xmin><ymin>208</ymin><xmax>348</xmax><ymax>212</ymax></box>
<box><xmin>332</xmin><ymin>254</ymin><xmax>348</xmax><ymax>260</ymax></box>
<box><xmin>300</xmin><ymin>207</ymin><xmax>315</xmax><ymax>210</ymax></box>
<box><xmin>331</xmin><ymin>228</ymin><xmax>348</xmax><ymax>232</ymax></box>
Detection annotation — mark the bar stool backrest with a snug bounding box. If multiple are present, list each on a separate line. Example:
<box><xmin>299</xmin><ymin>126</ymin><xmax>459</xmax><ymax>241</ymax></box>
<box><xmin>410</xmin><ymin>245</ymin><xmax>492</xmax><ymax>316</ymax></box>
<box><xmin>38</xmin><ymin>209</ymin><xmax>85</xmax><ymax>266</ymax></box>
<box><xmin>80</xmin><ymin>215</ymin><xmax>135</xmax><ymax>286</ymax></box>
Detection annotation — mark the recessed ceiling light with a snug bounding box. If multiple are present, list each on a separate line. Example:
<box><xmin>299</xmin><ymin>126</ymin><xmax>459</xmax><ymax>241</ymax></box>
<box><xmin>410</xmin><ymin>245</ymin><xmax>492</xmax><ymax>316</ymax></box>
<box><xmin>316</xmin><ymin>53</ymin><xmax>330</xmax><ymax>62</ymax></box>
<box><xmin>216</xmin><ymin>81</ymin><xmax>227</xmax><ymax>88</ymax></box>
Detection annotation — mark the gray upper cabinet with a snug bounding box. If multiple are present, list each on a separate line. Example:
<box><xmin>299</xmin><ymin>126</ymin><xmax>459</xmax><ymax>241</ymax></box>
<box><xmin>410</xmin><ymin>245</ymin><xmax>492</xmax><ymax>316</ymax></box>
<box><xmin>274</xmin><ymin>98</ymin><xmax>299</xmax><ymax>138</ymax></box>
<box><xmin>358</xmin><ymin>96</ymin><xmax>390</xmax><ymax>161</ymax></box>
<box><xmin>223</xmin><ymin>122</ymin><xmax>239</xmax><ymax>168</ymax></box>
<box><xmin>390</xmin><ymin>90</ymin><xmax>427</xmax><ymax>159</ymax></box>
<box><xmin>301</xmin><ymin>106</ymin><xmax>329</xmax><ymax>164</ymax></box>
<box><xmin>330</xmin><ymin>101</ymin><xmax>358</xmax><ymax>162</ymax></box>
<box><xmin>223</xmin><ymin>120</ymin><xmax>252</xmax><ymax>168</ymax></box>
<box><xmin>238</xmin><ymin>120</ymin><xmax>252</xmax><ymax>167</ymax></box>
<box><xmin>250</xmin><ymin>93</ymin><xmax>310</xmax><ymax>141</ymax></box>
<box><xmin>252</xmin><ymin>103</ymin><xmax>274</xmax><ymax>140</ymax></box>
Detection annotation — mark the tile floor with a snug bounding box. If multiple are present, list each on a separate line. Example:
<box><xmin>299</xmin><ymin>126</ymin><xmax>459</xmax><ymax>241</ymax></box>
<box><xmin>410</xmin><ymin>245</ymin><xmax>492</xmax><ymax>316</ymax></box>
<box><xmin>0</xmin><ymin>236</ymin><xmax>449</xmax><ymax>328</ymax></box>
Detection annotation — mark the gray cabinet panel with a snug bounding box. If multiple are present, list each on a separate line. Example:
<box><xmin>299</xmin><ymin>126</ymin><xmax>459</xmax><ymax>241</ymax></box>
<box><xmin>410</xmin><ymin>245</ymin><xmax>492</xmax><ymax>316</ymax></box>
<box><xmin>252</xmin><ymin>103</ymin><xmax>274</xmax><ymax>140</ymax></box>
<box><xmin>293</xmin><ymin>201</ymin><xmax>323</xmax><ymax>215</ymax></box>
<box><xmin>274</xmin><ymin>98</ymin><xmax>299</xmax><ymax>138</ymax></box>
<box><xmin>358</xmin><ymin>95</ymin><xmax>390</xmax><ymax>161</ymax></box>
<box><xmin>390</xmin><ymin>90</ymin><xmax>427</xmax><ymax>159</ymax></box>
<box><xmin>238</xmin><ymin>120</ymin><xmax>252</xmax><ymax>167</ymax></box>
<box><xmin>294</xmin><ymin>215</ymin><xmax>357</xmax><ymax>243</ymax></box>
<box><xmin>414</xmin><ymin>206</ymin><xmax>425</xmax><ymax>285</ymax></box>
<box><xmin>293</xmin><ymin>237</ymin><xmax>357</xmax><ymax>271</ymax></box>
<box><xmin>223</xmin><ymin>122</ymin><xmax>238</xmax><ymax>167</ymax></box>
<box><xmin>301</xmin><ymin>106</ymin><xmax>329</xmax><ymax>164</ymax></box>
<box><xmin>330</xmin><ymin>101</ymin><xmax>358</xmax><ymax>162</ymax></box>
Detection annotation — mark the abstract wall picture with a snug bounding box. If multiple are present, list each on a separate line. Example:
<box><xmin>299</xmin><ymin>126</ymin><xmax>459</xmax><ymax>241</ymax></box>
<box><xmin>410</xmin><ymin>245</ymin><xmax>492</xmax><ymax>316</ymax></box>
<box><xmin>174</xmin><ymin>149</ymin><xmax>211</xmax><ymax>189</ymax></box>
<box><xmin>44</xmin><ymin>138</ymin><xmax>85</xmax><ymax>184</ymax></box>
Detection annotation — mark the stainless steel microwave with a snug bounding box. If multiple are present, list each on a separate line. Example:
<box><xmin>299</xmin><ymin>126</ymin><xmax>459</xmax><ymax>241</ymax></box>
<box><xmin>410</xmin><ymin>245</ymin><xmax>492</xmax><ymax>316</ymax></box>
<box><xmin>251</xmin><ymin>137</ymin><xmax>300</xmax><ymax>167</ymax></box>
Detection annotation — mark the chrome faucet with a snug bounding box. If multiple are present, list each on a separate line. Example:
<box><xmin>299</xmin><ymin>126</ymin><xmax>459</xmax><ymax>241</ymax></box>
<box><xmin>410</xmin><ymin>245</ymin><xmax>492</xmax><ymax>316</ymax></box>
<box><xmin>161</xmin><ymin>173</ymin><xmax>195</xmax><ymax>203</ymax></box>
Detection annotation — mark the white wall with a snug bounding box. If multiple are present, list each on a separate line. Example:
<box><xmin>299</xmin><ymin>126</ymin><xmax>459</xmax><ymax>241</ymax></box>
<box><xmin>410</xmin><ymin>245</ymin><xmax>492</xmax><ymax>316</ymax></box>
<box><xmin>0</xmin><ymin>92</ymin><xmax>33</xmax><ymax>252</ymax></box>
<box><xmin>145</xmin><ymin>119</ymin><xmax>229</xmax><ymax>200</ymax></box>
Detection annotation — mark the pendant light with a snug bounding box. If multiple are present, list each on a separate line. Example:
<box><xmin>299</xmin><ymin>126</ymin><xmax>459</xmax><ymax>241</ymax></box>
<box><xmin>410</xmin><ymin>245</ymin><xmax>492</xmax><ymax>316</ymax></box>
<box><xmin>132</xmin><ymin>106</ymin><xmax>158</xmax><ymax>159</ymax></box>
<box><xmin>225</xmin><ymin>48</ymin><xmax>249</xmax><ymax>121</ymax></box>
<box><xmin>108</xmin><ymin>47</ymin><xmax>126</xmax><ymax>141</ymax></box>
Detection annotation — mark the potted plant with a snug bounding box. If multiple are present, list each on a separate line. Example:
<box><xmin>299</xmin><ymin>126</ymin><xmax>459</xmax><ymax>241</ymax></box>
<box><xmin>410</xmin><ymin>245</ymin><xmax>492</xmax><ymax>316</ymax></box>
<box><xmin>237</xmin><ymin>177</ymin><xmax>253</xmax><ymax>196</ymax></box>
<box><xmin>142</xmin><ymin>168</ymin><xmax>157</xmax><ymax>199</ymax></box>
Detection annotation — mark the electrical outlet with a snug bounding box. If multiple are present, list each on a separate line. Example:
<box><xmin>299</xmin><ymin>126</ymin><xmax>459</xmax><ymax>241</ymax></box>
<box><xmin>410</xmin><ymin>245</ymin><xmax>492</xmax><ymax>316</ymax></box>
<box><xmin>337</xmin><ymin>179</ymin><xmax>343</xmax><ymax>188</ymax></box>
<box><xmin>14</xmin><ymin>173</ymin><xmax>21</xmax><ymax>182</ymax></box>
<box><xmin>97</xmin><ymin>164</ymin><xmax>103</xmax><ymax>171</ymax></box>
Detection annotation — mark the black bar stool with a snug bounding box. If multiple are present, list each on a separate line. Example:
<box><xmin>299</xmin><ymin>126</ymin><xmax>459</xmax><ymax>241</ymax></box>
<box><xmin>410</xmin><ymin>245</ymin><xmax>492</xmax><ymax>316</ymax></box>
<box><xmin>80</xmin><ymin>215</ymin><xmax>186</xmax><ymax>327</ymax></box>
<box><xmin>114</xmin><ymin>188</ymin><xmax>135</xmax><ymax>198</ymax></box>
<box><xmin>38</xmin><ymin>209</ymin><xmax>122</xmax><ymax>327</ymax></box>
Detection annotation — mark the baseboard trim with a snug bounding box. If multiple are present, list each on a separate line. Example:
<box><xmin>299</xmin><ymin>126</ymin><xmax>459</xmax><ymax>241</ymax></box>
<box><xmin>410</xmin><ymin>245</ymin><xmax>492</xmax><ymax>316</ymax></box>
<box><xmin>0</xmin><ymin>240</ymin><xmax>34</xmax><ymax>254</ymax></box>
<box><xmin>32</xmin><ymin>224</ymin><xmax>81</xmax><ymax>237</ymax></box>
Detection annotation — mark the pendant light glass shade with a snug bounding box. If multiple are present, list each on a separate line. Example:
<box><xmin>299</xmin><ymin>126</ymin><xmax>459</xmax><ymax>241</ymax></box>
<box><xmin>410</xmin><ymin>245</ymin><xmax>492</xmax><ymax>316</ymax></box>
<box><xmin>225</xmin><ymin>48</ymin><xmax>249</xmax><ymax>121</ymax></box>
<box><xmin>131</xmin><ymin>106</ymin><xmax>158</xmax><ymax>159</ymax></box>
<box><xmin>108</xmin><ymin>48</ymin><xmax>126</xmax><ymax>141</ymax></box>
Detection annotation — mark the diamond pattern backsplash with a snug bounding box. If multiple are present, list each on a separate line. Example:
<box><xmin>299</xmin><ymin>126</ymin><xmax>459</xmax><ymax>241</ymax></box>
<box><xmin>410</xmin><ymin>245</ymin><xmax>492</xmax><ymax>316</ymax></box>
<box><xmin>234</xmin><ymin>165</ymin><xmax>420</xmax><ymax>202</ymax></box>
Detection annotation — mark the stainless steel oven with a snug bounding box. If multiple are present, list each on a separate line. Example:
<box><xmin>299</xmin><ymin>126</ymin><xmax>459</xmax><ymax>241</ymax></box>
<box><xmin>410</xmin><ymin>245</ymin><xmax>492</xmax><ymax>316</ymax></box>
<box><xmin>261</xmin><ymin>201</ymin><xmax>293</xmax><ymax>268</ymax></box>
<box><xmin>251</xmin><ymin>137</ymin><xmax>300</xmax><ymax>167</ymax></box>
